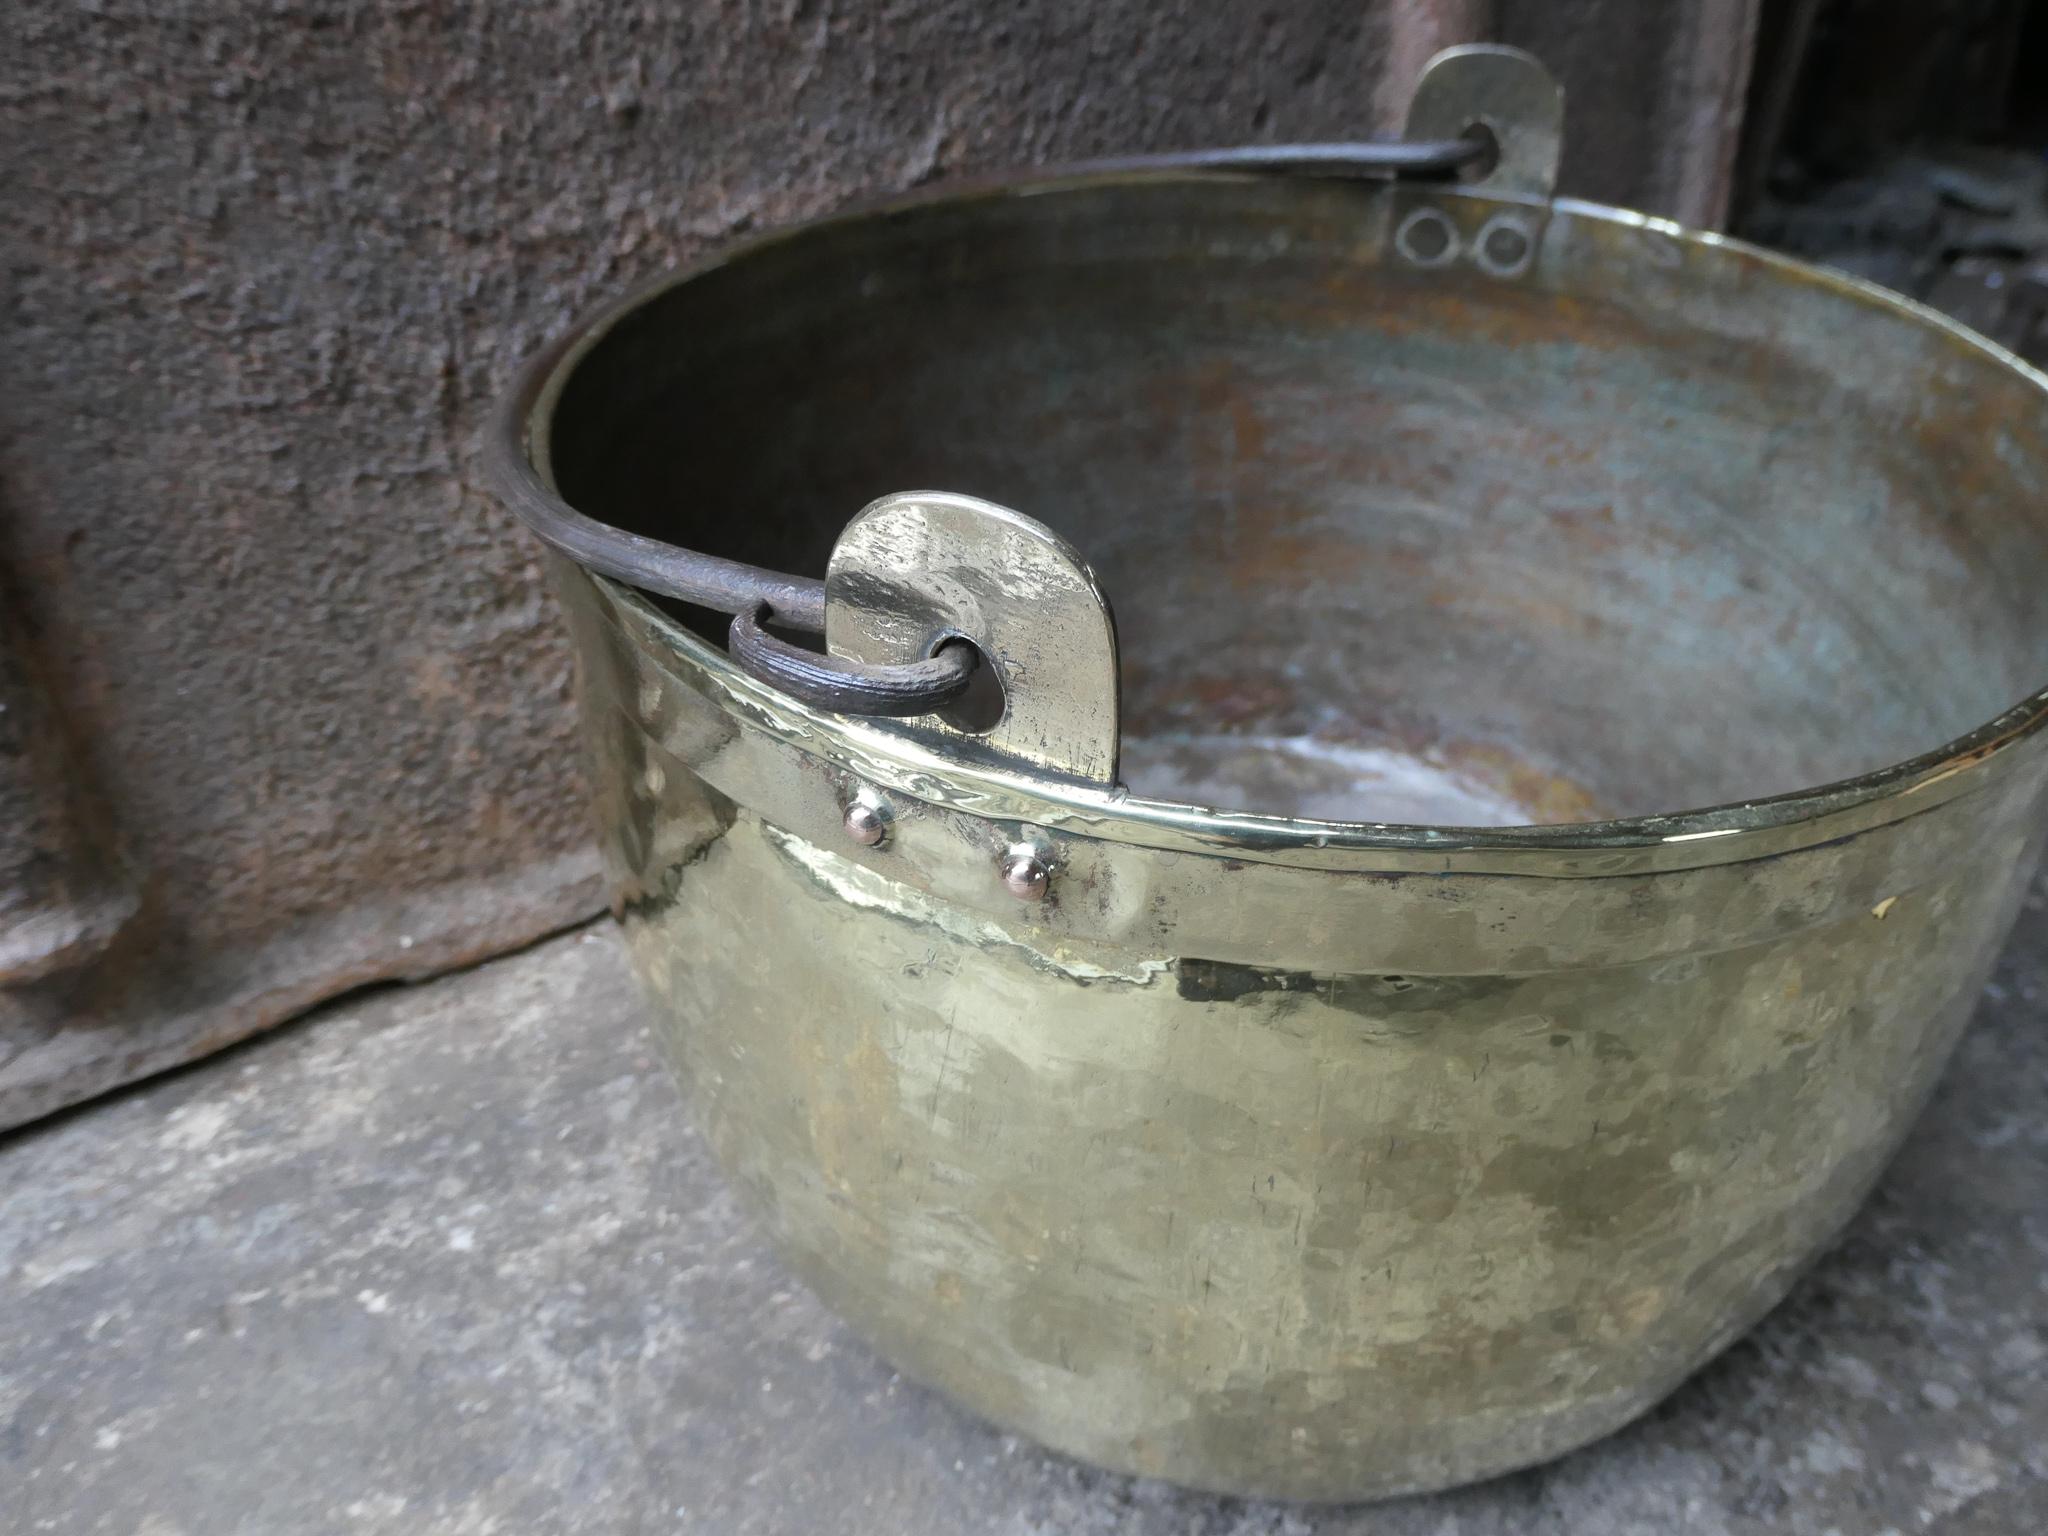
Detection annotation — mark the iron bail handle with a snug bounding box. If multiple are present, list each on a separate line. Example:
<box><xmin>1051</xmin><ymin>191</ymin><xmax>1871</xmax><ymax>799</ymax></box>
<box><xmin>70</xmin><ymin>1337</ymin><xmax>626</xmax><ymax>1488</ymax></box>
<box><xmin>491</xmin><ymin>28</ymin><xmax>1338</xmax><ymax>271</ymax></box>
<box><xmin>513</xmin><ymin>45</ymin><xmax>1563</xmax><ymax>726</ymax></box>
<box><xmin>1061</xmin><ymin>135</ymin><xmax>1491</xmax><ymax>182</ymax></box>
<box><xmin>529</xmin><ymin>134</ymin><xmax>1490</xmax><ymax>720</ymax></box>
<box><xmin>728</xmin><ymin>604</ymin><xmax>978</xmax><ymax>718</ymax></box>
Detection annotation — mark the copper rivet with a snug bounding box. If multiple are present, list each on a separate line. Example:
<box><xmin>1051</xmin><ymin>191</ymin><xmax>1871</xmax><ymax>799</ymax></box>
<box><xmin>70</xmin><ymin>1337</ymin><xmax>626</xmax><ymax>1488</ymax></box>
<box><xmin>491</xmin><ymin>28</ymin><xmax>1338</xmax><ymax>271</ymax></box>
<box><xmin>843</xmin><ymin>799</ymin><xmax>887</xmax><ymax>848</ymax></box>
<box><xmin>1000</xmin><ymin>845</ymin><xmax>1051</xmax><ymax>901</ymax></box>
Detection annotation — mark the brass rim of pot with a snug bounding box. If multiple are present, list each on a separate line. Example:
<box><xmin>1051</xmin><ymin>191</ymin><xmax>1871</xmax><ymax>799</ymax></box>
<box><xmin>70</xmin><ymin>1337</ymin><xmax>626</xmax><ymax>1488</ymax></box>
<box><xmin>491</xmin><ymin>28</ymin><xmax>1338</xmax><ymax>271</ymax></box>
<box><xmin>485</xmin><ymin>169</ymin><xmax>2048</xmax><ymax>877</ymax></box>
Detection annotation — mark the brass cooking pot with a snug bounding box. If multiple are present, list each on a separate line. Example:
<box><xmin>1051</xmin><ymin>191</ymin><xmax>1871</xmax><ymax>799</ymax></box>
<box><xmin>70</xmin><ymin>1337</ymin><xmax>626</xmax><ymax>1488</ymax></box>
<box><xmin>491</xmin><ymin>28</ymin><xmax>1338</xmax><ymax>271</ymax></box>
<box><xmin>488</xmin><ymin>47</ymin><xmax>2048</xmax><ymax>1500</ymax></box>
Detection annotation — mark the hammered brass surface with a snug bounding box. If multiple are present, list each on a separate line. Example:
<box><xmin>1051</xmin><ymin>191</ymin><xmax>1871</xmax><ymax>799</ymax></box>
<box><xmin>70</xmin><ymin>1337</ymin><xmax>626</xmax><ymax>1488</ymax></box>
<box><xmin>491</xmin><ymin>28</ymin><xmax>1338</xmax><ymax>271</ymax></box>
<box><xmin>546</xmin><ymin>556</ymin><xmax>2047</xmax><ymax>1498</ymax></box>
<box><xmin>556</xmin><ymin>556</ymin><xmax>2044</xmax><ymax>1498</ymax></box>
<box><xmin>520</xmin><ymin>142</ymin><xmax>2048</xmax><ymax>1499</ymax></box>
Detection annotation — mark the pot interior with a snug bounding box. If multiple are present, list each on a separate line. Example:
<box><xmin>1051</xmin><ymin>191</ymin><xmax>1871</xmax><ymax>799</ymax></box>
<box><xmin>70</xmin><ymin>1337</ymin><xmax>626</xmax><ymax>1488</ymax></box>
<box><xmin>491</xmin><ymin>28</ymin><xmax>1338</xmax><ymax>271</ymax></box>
<box><xmin>545</xmin><ymin>179</ymin><xmax>2048</xmax><ymax>826</ymax></box>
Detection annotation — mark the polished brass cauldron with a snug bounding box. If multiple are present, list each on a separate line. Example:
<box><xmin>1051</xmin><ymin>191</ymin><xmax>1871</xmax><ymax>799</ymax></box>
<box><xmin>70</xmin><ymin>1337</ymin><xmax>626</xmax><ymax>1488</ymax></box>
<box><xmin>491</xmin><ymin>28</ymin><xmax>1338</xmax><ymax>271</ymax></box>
<box><xmin>489</xmin><ymin>48</ymin><xmax>2048</xmax><ymax>1500</ymax></box>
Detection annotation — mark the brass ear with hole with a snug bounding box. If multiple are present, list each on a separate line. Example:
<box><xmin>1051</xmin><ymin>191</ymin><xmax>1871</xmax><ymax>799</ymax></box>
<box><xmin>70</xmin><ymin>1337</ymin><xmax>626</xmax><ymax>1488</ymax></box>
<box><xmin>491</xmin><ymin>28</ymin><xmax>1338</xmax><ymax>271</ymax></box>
<box><xmin>1406</xmin><ymin>44</ymin><xmax>1565</xmax><ymax>202</ymax></box>
<box><xmin>824</xmin><ymin>492</ymin><xmax>1121</xmax><ymax>785</ymax></box>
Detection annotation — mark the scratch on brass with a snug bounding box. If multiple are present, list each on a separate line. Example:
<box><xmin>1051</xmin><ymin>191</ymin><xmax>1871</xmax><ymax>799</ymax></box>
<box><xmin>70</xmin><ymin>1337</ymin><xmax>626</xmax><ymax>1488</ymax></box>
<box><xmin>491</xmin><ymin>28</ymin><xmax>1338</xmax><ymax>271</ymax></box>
<box><xmin>763</xmin><ymin>823</ymin><xmax>1171</xmax><ymax>988</ymax></box>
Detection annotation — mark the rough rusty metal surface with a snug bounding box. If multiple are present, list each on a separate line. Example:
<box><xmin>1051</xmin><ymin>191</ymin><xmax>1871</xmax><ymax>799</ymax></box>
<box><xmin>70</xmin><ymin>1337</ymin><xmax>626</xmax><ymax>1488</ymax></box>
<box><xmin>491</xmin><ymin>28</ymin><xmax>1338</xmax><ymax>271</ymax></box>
<box><xmin>1</xmin><ymin>912</ymin><xmax>2043</xmax><ymax>1531</ymax></box>
<box><xmin>0</xmin><ymin>2</ymin><xmax>1752</xmax><ymax>1129</ymax></box>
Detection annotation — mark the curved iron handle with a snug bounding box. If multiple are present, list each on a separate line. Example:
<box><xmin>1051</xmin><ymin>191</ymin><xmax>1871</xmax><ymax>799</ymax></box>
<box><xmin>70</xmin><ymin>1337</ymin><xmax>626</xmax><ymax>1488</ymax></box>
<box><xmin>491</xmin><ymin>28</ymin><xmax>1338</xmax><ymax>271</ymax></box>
<box><xmin>1060</xmin><ymin>136</ymin><xmax>1488</xmax><ymax>181</ymax></box>
<box><xmin>510</xmin><ymin>134</ymin><xmax>1487</xmax><ymax>714</ymax></box>
<box><xmin>728</xmin><ymin>606</ymin><xmax>978</xmax><ymax>717</ymax></box>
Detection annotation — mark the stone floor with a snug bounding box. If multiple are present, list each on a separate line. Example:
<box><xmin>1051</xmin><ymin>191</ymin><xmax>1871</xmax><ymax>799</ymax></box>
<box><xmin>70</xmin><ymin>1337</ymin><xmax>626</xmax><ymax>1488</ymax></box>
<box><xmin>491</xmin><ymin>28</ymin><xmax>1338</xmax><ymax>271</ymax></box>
<box><xmin>2</xmin><ymin>883</ymin><xmax>2044</xmax><ymax>1535</ymax></box>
